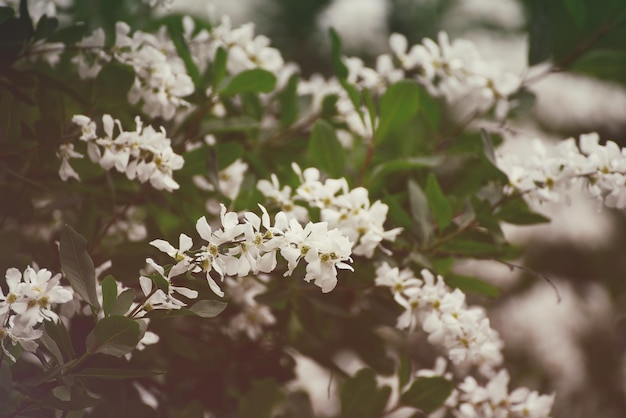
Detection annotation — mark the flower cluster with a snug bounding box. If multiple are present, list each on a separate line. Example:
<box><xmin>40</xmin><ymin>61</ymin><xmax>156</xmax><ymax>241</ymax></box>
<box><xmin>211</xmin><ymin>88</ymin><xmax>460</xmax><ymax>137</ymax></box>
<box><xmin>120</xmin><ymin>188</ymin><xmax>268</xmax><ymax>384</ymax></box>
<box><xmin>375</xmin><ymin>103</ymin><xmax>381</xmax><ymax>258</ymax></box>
<box><xmin>72</xmin><ymin>22</ymin><xmax>194</xmax><ymax>120</ymax></box>
<box><xmin>0</xmin><ymin>267</ymin><xmax>73</xmax><ymax>360</ymax></box>
<box><xmin>68</xmin><ymin>114</ymin><xmax>184</xmax><ymax>191</ymax></box>
<box><xmin>150</xmin><ymin>204</ymin><xmax>353</xmax><ymax>296</ymax></box>
<box><xmin>388</xmin><ymin>32</ymin><xmax>520</xmax><ymax>118</ymax></box>
<box><xmin>497</xmin><ymin>132</ymin><xmax>626</xmax><ymax>209</ymax></box>
<box><xmin>375</xmin><ymin>262</ymin><xmax>503</xmax><ymax>374</ymax></box>
<box><xmin>415</xmin><ymin>358</ymin><xmax>555</xmax><ymax>418</ymax></box>
<box><xmin>452</xmin><ymin>369</ymin><xmax>555</xmax><ymax>418</ymax></box>
<box><xmin>258</xmin><ymin>164</ymin><xmax>402</xmax><ymax>258</ymax></box>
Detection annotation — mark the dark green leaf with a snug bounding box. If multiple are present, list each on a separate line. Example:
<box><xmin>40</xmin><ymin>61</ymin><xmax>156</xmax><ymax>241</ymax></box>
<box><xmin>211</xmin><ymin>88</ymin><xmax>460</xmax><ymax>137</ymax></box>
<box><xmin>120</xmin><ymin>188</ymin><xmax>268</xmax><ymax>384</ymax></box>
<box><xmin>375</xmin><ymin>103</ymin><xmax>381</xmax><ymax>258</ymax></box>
<box><xmin>145</xmin><ymin>272</ymin><xmax>169</xmax><ymax>293</ymax></box>
<box><xmin>329</xmin><ymin>27</ymin><xmax>348</xmax><ymax>78</ymax></box>
<box><xmin>18</xmin><ymin>0</ymin><xmax>33</xmax><ymax>37</ymax></box>
<box><xmin>94</xmin><ymin>63</ymin><xmax>135</xmax><ymax>105</ymax></box>
<box><xmin>368</xmin><ymin>156</ymin><xmax>443</xmax><ymax>191</ymax></box>
<box><xmin>308</xmin><ymin>119</ymin><xmax>345</xmax><ymax>177</ymax></box>
<box><xmin>528</xmin><ymin>2</ymin><xmax>552</xmax><ymax>66</ymax></box>
<box><xmin>496</xmin><ymin>198</ymin><xmax>550</xmax><ymax>225</ymax></box>
<box><xmin>445</xmin><ymin>274</ymin><xmax>501</xmax><ymax>298</ymax></box>
<box><xmin>211</xmin><ymin>47</ymin><xmax>227</xmax><ymax>88</ymax></box>
<box><xmin>167</xmin><ymin>19</ymin><xmax>200</xmax><ymax>86</ymax></box>
<box><xmin>340</xmin><ymin>368</ymin><xmax>390</xmax><ymax>418</ymax></box>
<box><xmin>400</xmin><ymin>376</ymin><xmax>454</xmax><ymax>413</ymax></box>
<box><xmin>425</xmin><ymin>174</ymin><xmax>452</xmax><ymax>230</ymax></box>
<box><xmin>339</xmin><ymin>78</ymin><xmax>362</xmax><ymax>110</ymax></box>
<box><xmin>408</xmin><ymin>179</ymin><xmax>433</xmax><ymax>245</ymax></box>
<box><xmin>563</xmin><ymin>0</ymin><xmax>586</xmax><ymax>28</ymax></box>
<box><xmin>278</xmin><ymin>73</ymin><xmax>300</xmax><ymax>127</ymax></box>
<box><xmin>34</xmin><ymin>15</ymin><xmax>59</xmax><ymax>40</ymax></box>
<box><xmin>39</xmin><ymin>330</ymin><xmax>64</xmax><ymax>365</ymax></box>
<box><xmin>101</xmin><ymin>275</ymin><xmax>118</xmax><ymax>317</ymax></box>
<box><xmin>188</xmin><ymin>299</ymin><xmax>227</xmax><ymax>318</ymax></box>
<box><xmin>376</xmin><ymin>80</ymin><xmax>420</xmax><ymax>144</ymax></box>
<box><xmin>111</xmin><ymin>288</ymin><xmax>135</xmax><ymax>316</ymax></box>
<box><xmin>86</xmin><ymin>316</ymin><xmax>142</xmax><ymax>357</ymax></box>
<box><xmin>398</xmin><ymin>353</ymin><xmax>411</xmax><ymax>390</ymax></box>
<box><xmin>238</xmin><ymin>378</ymin><xmax>283</xmax><ymax>418</ymax></box>
<box><xmin>60</xmin><ymin>224</ymin><xmax>100</xmax><ymax>310</ymax></box>
<box><xmin>44</xmin><ymin>320</ymin><xmax>75</xmax><ymax>361</ymax></box>
<box><xmin>47</xmin><ymin>22</ymin><xmax>89</xmax><ymax>43</ymax></box>
<box><xmin>572</xmin><ymin>49</ymin><xmax>626</xmax><ymax>85</ymax></box>
<box><xmin>71</xmin><ymin>368</ymin><xmax>164</xmax><ymax>380</ymax></box>
<box><xmin>220</xmin><ymin>69</ymin><xmax>277</xmax><ymax>96</ymax></box>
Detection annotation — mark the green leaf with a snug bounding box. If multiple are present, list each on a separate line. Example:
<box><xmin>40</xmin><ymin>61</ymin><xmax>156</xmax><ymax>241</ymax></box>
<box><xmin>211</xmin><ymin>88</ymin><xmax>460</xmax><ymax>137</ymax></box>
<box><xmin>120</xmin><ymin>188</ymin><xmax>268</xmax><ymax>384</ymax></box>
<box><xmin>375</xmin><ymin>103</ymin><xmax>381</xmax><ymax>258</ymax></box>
<box><xmin>408</xmin><ymin>179</ymin><xmax>433</xmax><ymax>245</ymax></box>
<box><xmin>329</xmin><ymin>27</ymin><xmax>348</xmax><ymax>79</ymax></box>
<box><xmin>44</xmin><ymin>320</ymin><xmax>75</xmax><ymax>361</ymax></box>
<box><xmin>339</xmin><ymin>78</ymin><xmax>362</xmax><ymax>110</ymax></box>
<box><xmin>188</xmin><ymin>299</ymin><xmax>228</xmax><ymax>318</ymax></box>
<box><xmin>340</xmin><ymin>368</ymin><xmax>390</xmax><ymax>418</ymax></box>
<box><xmin>400</xmin><ymin>376</ymin><xmax>454</xmax><ymax>413</ymax></box>
<box><xmin>111</xmin><ymin>288</ymin><xmax>135</xmax><ymax>316</ymax></box>
<box><xmin>425</xmin><ymin>174</ymin><xmax>452</xmax><ymax>230</ymax></box>
<box><xmin>101</xmin><ymin>275</ymin><xmax>118</xmax><ymax>317</ymax></box>
<box><xmin>445</xmin><ymin>274</ymin><xmax>501</xmax><ymax>298</ymax></box>
<box><xmin>71</xmin><ymin>368</ymin><xmax>164</xmax><ymax>380</ymax></box>
<box><xmin>398</xmin><ymin>353</ymin><xmax>411</xmax><ymax>390</ymax></box>
<box><xmin>368</xmin><ymin>156</ymin><xmax>443</xmax><ymax>191</ymax></box>
<box><xmin>308</xmin><ymin>119</ymin><xmax>345</xmax><ymax>178</ymax></box>
<box><xmin>34</xmin><ymin>14</ymin><xmax>58</xmax><ymax>40</ymax></box>
<box><xmin>86</xmin><ymin>316</ymin><xmax>142</xmax><ymax>357</ymax></box>
<box><xmin>211</xmin><ymin>47</ymin><xmax>227</xmax><ymax>88</ymax></box>
<box><xmin>496</xmin><ymin>198</ymin><xmax>550</xmax><ymax>225</ymax></box>
<box><xmin>376</xmin><ymin>80</ymin><xmax>420</xmax><ymax>144</ymax></box>
<box><xmin>145</xmin><ymin>272</ymin><xmax>169</xmax><ymax>293</ymax></box>
<box><xmin>563</xmin><ymin>0</ymin><xmax>586</xmax><ymax>28</ymax></box>
<box><xmin>528</xmin><ymin>2</ymin><xmax>553</xmax><ymax>66</ymax></box>
<box><xmin>60</xmin><ymin>224</ymin><xmax>100</xmax><ymax>310</ymax></box>
<box><xmin>572</xmin><ymin>49</ymin><xmax>626</xmax><ymax>85</ymax></box>
<box><xmin>39</xmin><ymin>330</ymin><xmax>64</xmax><ymax>365</ymax></box>
<box><xmin>238</xmin><ymin>378</ymin><xmax>283</xmax><ymax>418</ymax></box>
<box><xmin>278</xmin><ymin>73</ymin><xmax>300</xmax><ymax>127</ymax></box>
<box><xmin>220</xmin><ymin>69</ymin><xmax>277</xmax><ymax>96</ymax></box>
<box><xmin>167</xmin><ymin>19</ymin><xmax>200</xmax><ymax>86</ymax></box>
<box><xmin>94</xmin><ymin>63</ymin><xmax>135</xmax><ymax>105</ymax></box>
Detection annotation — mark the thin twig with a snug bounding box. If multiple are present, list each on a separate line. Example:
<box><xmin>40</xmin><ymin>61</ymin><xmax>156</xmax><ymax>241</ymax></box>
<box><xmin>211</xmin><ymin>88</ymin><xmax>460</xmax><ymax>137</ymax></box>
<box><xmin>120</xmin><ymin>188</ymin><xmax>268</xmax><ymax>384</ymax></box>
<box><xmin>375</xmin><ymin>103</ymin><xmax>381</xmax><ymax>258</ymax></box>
<box><xmin>497</xmin><ymin>260</ymin><xmax>562</xmax><ymax>303</ymax></box>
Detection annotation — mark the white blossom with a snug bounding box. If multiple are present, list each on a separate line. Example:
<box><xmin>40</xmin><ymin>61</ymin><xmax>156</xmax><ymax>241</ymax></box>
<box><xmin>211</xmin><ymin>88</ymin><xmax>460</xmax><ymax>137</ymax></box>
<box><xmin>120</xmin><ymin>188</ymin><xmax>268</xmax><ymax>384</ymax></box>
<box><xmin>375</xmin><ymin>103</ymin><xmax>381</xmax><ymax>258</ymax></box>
<box><xmin>69</xmin><ymin>114</ymin><xmax>184</xmax><ymax>191</ymax></box>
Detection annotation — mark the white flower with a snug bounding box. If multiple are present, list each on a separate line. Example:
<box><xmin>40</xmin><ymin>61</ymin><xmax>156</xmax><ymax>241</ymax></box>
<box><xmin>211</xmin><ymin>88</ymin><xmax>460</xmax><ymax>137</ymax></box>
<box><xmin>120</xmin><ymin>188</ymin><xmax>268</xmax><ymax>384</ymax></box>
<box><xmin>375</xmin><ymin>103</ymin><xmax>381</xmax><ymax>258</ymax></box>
<box><xmin>150</xmin><ymin>235</ymin><xmax>194</xmax><ymax>278</ymax></box>
<box><xmin>218</xmin><ymin>158</ymin><xmax>248</xmax><ymax>200</ymax></box>
<box><xmin>70</xmin><ymin>114</ymin><xmax>184</xmax><ymax>191</ymax></box>
<box><xmin>71</xmin><ymin>28</ymin><xmax>110</xmax><ymax>79</ymax></box>
<box><xmin>5</xmin><ymin>266</ymin><xmax>73</xmax><ymax>327</ymax></box>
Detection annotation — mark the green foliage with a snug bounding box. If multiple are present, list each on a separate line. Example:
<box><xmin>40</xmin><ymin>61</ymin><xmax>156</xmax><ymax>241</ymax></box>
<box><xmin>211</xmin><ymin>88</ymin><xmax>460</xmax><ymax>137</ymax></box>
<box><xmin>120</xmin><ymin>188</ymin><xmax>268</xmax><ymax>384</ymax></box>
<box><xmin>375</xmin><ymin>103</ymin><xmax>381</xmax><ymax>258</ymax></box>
<box><xmin>308</xmin><ymin>119</ymin><xmax>345</xmax><ymax>177</ymax></box>
<box><xmin>340</xmin><ymin>368</ymin><xmax>391</xmax><ymax>418</ymax></box>
<box><xmin>400</xmin><ymin>376</ymin><xmax>454</xmax><ymax>413</ymax></box>
<box><xmin>220</xmin><ymin>68</ymin><xmax>277</xmax><ymax>96</ymax></box>
<box><xmin>376</xmin><ymin>80</ymin><xmax>420</xmax><ymax>144</ymax></box>
<box><xmin>59</xmin><ymin>225</ymin><xmax>100</xmax><ymax>311</ymax></box>
<box><xmin>86</xmin><ymin>316</ymin><xmax>144</xmax><ymax>357</ymax></box>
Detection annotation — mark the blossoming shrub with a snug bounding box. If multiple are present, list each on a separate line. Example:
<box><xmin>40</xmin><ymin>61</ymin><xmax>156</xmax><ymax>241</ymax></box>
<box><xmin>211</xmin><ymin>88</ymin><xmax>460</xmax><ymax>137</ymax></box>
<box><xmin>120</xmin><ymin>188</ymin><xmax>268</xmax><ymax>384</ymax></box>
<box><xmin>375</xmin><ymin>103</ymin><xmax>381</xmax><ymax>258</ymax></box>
<box><xmin>0</xmin><ymin>0</ymin><xmax>625</xmax><ymax>416</ymax></box>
